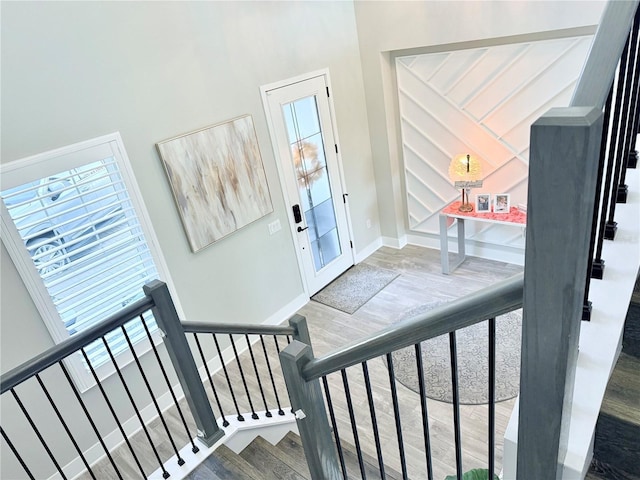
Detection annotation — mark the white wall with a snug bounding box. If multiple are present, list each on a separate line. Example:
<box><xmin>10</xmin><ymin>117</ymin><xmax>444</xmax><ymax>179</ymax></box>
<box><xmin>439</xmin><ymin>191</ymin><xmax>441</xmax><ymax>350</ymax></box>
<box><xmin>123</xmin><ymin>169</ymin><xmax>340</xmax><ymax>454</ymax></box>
<box><xmin>0</xmin><ymin>2</ymin><xmax>376</xmax><ymax>478</ymax></box>
<box><xmin>396</xmin><ymin>34</ymin><xmax>594</xmax><ymax>256</ymax></box>
<box><xmin>352</xmin><ymin>0</ymin><xmax>607</xmax><ymax>244</ymax></box>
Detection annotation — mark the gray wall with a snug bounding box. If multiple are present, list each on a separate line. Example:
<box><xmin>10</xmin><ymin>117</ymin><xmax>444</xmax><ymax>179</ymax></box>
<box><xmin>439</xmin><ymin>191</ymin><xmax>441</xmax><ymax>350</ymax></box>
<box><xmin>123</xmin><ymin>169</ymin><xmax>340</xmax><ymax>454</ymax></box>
<box><xmin>0</xmin><ymin>2</ymin><xmax>375</xmax><ymax>477</ymax></box>
<box><xmin>1</xmin><ymin>0</ymin><xmax>376</xmax><ymax>367</ymax></box>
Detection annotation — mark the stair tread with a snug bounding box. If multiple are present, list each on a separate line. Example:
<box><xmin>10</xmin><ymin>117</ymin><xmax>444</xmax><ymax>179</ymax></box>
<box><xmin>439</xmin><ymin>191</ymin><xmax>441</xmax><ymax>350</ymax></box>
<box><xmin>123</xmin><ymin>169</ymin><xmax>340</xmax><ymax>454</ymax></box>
<box><xmin>624</xmin><ymin>300</ymin><xmax>640</xmax><ymax>357</ymax></box>
<box><xmin>240</xmin><ymin>435</ymin><xmax>309</xmax><ymax>480</ymax></box>
<box><xmin>187</xmin><ymin>443</ymin><xmax>263</xmax><ymax>480</ymax></box>
<box><xmin>278</xmin><ymin>430</ymin><xmax>404</xmax><ymax>480</ymax></box>
<box><xmin>274</xmin><ymin>432</ymin><xmax>313</xmax><ymax>477</ymax></box>
<box><xmin>587</xmin><ymin>457</ymin><xmax>640</xmax><ymax>480</ymax></box>
<box><xmin>600</xmin><ymin>353</ymin><xmax>640</xmax><ymax>426</ymax></box>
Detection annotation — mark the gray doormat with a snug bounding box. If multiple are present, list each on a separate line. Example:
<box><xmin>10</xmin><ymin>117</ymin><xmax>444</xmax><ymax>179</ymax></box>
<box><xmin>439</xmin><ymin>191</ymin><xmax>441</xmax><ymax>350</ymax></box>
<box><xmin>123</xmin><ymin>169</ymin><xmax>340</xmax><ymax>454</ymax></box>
<box><xmin>311</xmin><ymin>263</ymin><xmax>399</xmax><ymax>314</ymax></box>
<box><xmin>388</xmin><ymin>301</ymin><xmax>522</xmax><ymax>405</ymax></box>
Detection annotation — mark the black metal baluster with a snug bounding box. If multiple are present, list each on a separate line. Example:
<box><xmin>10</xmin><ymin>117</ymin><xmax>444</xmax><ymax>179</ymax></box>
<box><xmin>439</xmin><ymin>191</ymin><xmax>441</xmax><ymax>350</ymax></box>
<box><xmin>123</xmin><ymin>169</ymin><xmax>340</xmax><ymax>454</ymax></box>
<box><xmin>322</xmin><ymin>376</ymin><xmax>348</xmax><ymax>480</ymax></box>
<box><xmin>596</xmin><ymin>69</ymin><xmax>622</xmax><ymax>242</ymax></box>
<box><xmin>629</xmin><ymin>18</ymin><xmax>640</xmax><ymax>160</ymax></box>
<box><xmin>386</xmin><ymin>353</ymin><xmax>409</xmax><ymax>479</ymax></box>
<box><xmin>59</xmin><ymin>361</ymin><xmax>122</xmax><ymax>478</ymax></box>
<box><xmin>415</xmin><ymin>343</ymin><xmax>434</xmax><ymax>480</ymax></box>
<box><xmin>140</xmin><ymin>317</ymin><xmax>200</xmax><ymax>453</ymax></box>
<box><xmin>619</xmin><ymin>10</ymin><xmax>640</xmax><ymax>190</ymax></box>
<box><xmin>614</xmin><ymin>17</ymin><xmax>640</xmax><ymax>204</ymax></box>
<box><xmin>35</xmin><ymin>373</ymin><xmax>96</xmax><ymax>479</ymax></box>
<box><xmin>229</xmin><ymin>334</ymin><xmax>259</xmax><ymax>420</ymax></box>
<box><xmin>273</xmin><ymin>334</ymin><xmax>282</xmax><ymax>353</ymax></box>
<box><xmin>260</xmin><ymin>335</ymin><xmax>285</xmax><ymax>416</ymax></box>
<box><xmin>341</xmin><ymin>369</ymin><xmax>366</xmax><ymax>479</ymax></box>
<box><xmin>193</xmin><ymin>333</ymin><xmax>229</xmax><ymax>428</ymax></box>
<box><xmin>623</xmin><ymin>48</ymin><xmax>640</xmax><ymax>171</ymax></box>
<box><xmin>449</xmin><ymin>332</ymin><xmax>463</xmax><ymax>480</ymax></box>
<box><xmin>100</xmin><ymin>336</ymin><xmax>169</xmax><ymax>479</ymax></box>
<box><xmin>1</xmin><ymin>426</ymin><xmax>35</xmax><ymax>480</ymax></box>
<box><xmin>606</xmin><ymin>24</ymin><xmax>635</xmax><ymax>233</ymax></box>
<box><xmin>81</xmin><ymin>348</ymin><xmax>146</xmax><ymax>479</ymax></box>
<box><xmin>212</xmin><ymin>334</ymin><xmax>244</xmax><ymax>421</ymax></box>
<box><xmin>589</xmin><ymin>87</ymin><xmax>614</xmax><ymax>282</ymax></box>
<box><xmin>488</xmin><ymin>319</ymin><xmax>496</xmax><ymax>480</ymax></box>
<box><xmin>362</xmin><ymin>361</ymin><xmax>385</xmax><ymax>478</ymax></box>
<box><xmin>245</xmin><ymin>334</ymin><xmax>271</xmax><ymax>417</ymax></box>
<box><xmin>11</xmin><ymin>388</ymin><xmax>67</xmax><ymax>480</ymax></box>
<box><xmin>120</xmin><ymin>324</ymin><xmax>184</xmax><ymax>466</ymax></box>
<box><xmin>286</xmin><ymin>335</ymin><xmax>292</xmax><ymax>344</ymax></box>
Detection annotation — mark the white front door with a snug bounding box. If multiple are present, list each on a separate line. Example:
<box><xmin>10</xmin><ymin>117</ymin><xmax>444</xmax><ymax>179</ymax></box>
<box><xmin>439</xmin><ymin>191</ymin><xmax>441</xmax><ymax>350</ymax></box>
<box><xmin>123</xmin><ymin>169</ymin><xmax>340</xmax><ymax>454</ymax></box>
<box><xmin>262</xmin><ymin>73</ymin><xmax>353</xmax><ymax>295</ymax></box>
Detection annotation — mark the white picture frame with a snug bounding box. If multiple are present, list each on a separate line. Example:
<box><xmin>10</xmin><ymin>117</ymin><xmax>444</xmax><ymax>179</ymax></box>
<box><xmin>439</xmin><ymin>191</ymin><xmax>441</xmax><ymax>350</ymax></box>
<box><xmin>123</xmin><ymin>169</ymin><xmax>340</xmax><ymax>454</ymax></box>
<box><xmin>475</xmin><ymin>193</ymin><xmax>491</xmax><ymax>213</ymax></box>
<box><xmin>494</xmin><ymin>193</ymin><xmax>510</xmax><ymax>213</ymax></box>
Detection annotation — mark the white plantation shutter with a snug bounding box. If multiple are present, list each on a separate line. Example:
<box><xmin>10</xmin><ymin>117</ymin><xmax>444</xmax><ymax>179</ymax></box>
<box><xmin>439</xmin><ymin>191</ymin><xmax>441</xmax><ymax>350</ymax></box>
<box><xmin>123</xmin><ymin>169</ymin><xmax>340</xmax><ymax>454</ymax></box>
<box><xmin>1</xmin><ymin>133</ymin><xmax>179</xmax><ymax>390</ymax></box>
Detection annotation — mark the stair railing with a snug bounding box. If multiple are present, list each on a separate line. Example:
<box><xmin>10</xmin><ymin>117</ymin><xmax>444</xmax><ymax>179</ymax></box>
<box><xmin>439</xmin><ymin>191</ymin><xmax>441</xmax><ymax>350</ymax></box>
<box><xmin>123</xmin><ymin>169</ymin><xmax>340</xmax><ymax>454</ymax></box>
<box><xmin>1</xmin><ymin>280</ymin><xmax>220</xmax><ymax>480</ymax></box>
<box><xmin>281</xmin><ymin>2</ymin><xmax>640</xmax><ymax>479</ymax></box>
<box><xmin>1</xmin><ymin>279</ymin><xmax>305</xmax><ymax>479</ymax></box>
<box><xmin>280</xmin><ymin>274</ymin><xmax>523</xmax><ymax>480</ymax></box>
<box><xmin>583</xmin><ymin>3</ymin><xmax>640</xmax><ymax>318</ymax></box>
<box><xmin>517</xmin><ymin>1</ymin><xmax>638</xmax><ymax>478</ymax></box>
<box><xmin>177</xmin><ymin>314</ymin><xmax>308</xmax><ymax>426</ymax></box>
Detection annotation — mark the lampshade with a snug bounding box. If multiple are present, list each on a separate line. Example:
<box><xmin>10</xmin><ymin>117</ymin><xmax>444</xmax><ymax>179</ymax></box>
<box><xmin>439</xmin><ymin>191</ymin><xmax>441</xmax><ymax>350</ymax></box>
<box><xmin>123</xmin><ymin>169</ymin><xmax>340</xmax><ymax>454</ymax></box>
<box><xmin>448</xmin><ymin>153</ymin><xmax>483</xmax><ymax>182</ymax></box>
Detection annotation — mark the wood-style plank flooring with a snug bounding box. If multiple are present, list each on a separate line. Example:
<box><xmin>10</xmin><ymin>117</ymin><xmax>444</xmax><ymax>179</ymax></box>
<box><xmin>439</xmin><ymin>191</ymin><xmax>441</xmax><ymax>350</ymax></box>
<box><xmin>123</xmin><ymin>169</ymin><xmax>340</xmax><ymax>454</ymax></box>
<box><xmin>296</xmin><ymin>245</ymin><xmax>523</xmax><ymax>480</ymax></box>
<box><xmin>79</xmin><ymin>245</ymin><xmax>524</xmax><ymax>479</ymax></box>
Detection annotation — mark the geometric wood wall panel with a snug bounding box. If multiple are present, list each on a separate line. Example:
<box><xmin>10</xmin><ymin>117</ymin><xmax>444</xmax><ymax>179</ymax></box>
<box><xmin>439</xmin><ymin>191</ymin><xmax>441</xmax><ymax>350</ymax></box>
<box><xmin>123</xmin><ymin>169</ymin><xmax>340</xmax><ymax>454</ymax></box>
<box><xmin>397</xmin><ymin>35</ymin><xmax>593</xmax><ymax>246</ymax></box>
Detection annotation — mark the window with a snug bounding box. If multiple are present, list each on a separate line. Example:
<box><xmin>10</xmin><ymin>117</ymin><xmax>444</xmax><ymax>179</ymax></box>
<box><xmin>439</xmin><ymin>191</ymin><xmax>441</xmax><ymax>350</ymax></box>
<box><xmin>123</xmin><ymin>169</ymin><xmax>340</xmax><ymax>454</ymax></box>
<box><xmin>1</xmin><ymin>133</ymin><xmax>179</xmax><ymax>391</ymax></box>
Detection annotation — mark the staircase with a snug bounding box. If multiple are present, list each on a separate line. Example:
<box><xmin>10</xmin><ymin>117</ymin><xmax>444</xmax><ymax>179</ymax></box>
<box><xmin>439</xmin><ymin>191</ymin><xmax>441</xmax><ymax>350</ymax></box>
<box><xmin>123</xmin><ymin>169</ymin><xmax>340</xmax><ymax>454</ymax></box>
<box><xmin>185</xmin><ymin>431</ymin><xmax>403</xmax><ymax>480</ymax></box>
<box><xmin>587</xmin><ymin>277</ymin><xmax>640</xmax><ymax>480</ymax></box>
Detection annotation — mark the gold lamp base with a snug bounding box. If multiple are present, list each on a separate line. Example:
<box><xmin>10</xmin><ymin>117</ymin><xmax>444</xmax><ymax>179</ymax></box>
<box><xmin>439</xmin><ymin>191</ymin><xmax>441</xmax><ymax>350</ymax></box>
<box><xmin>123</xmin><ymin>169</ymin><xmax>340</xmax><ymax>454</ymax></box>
<box><xmin>457</xmin><ymin>189</ymin><xmax>474</xmax><ymax>212</ymax></box>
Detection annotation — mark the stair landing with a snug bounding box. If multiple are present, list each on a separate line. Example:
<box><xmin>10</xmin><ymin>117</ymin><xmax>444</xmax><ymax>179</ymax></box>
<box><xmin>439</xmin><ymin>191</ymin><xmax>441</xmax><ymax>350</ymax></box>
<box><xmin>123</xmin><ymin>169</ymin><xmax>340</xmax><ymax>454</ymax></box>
<box><xmin>186</xmin><ymin>431</ymin><xmax>404</xmax><ymax>480</ymax></box>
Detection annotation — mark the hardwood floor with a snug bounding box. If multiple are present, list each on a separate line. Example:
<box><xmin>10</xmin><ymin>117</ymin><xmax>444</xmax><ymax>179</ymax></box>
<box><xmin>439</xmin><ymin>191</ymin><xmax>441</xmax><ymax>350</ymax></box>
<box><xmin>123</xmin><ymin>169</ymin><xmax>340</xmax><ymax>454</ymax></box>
<box><xmin>297</xmin><ymin>245</ymin><xmax>523</xmax><ymax>480</ymax></box>
<box><xmin>79</xmin><ymin>245</ymin><xmax>524</xmax><ymax>479</ymax></box>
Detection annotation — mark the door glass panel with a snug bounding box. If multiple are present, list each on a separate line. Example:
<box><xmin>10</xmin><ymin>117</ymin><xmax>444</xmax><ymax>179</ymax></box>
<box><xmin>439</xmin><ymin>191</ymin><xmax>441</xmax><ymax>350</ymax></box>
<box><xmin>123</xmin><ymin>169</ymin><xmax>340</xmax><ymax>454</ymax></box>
<box><xmin>304</xmin><ymin>209</ymin><xmax>317</xmax><ymax>242</ymax></box>
<box><xmin>284</xmin><ymin>95</ymin><xmax>341</xmax><ymax>272</ymax></box>
<box><xmin>312</xmin><ymin>198</ymin><xmax>336</xmax><ymax>238</ymax></box>
<box><xmin>284</xmin><ymin>96</ymin><xmax>321</xmax><ymax>143</ymax></box>
<box><xmin>299</xmin><ymin>166</ymin><xmax>331</xmax><ymax>213</ymax></box>
<box><xmin>318</xmin><ymin>228</ymin><xmax>340</xmax><ymax>265</ymax></box>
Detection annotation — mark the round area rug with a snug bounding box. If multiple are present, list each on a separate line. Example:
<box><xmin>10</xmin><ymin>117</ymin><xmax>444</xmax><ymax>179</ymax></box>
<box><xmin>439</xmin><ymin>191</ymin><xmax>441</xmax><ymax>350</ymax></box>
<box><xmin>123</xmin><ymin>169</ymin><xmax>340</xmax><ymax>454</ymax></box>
<box><xmin>387</xmin><ymin>302</ymin><xmax>522</xmax><ymax>405</ymax></box>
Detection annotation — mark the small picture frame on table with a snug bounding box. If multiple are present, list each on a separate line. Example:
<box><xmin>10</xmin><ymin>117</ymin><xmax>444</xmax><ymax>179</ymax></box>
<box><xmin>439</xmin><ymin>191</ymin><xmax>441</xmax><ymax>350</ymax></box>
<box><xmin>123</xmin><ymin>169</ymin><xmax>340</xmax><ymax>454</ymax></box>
<box><xmin>494</xmin><ymin>193</ymin><xmax>510</xmax><ymax>213</ymax></box>
<box><xmin>475</xmin><ymin>193</ymin><xmax>491</xmax><ymax>213</ymax></box>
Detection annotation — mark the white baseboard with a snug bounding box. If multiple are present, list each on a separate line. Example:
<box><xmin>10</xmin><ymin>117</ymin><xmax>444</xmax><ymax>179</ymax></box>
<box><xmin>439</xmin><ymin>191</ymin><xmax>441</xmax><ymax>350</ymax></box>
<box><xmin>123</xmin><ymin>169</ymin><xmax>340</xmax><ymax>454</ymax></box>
<box><xmin>355</xmin><ymin>237</ymin><xmax>383</xmax><ymax>263</ymax></box>
<box><xmin>381</xmin><ymin>235</ymin><xmax>407</xmax><ymax>249</ymax></box>
<box><xmin>406</xmin><ymin>233</ymin><xmax>525</xmax><ymax>266</ymax></box>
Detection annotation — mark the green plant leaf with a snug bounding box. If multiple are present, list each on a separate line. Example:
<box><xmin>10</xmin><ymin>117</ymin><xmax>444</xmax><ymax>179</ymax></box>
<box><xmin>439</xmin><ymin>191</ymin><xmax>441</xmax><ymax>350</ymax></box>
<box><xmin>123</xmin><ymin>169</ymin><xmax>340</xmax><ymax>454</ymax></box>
<box><xmin>444</xmin><ymin>469</ymin><xmax>500</xmax><ymax>480</ymax></box>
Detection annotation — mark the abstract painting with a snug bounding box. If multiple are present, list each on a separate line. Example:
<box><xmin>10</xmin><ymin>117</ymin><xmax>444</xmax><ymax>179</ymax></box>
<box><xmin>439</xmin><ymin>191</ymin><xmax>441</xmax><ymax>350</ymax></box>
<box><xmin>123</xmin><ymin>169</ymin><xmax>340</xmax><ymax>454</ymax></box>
<box><xmin>156</xmin><ymin>115</ymin><xmax>273</xmax><ymax>252</ymax></box>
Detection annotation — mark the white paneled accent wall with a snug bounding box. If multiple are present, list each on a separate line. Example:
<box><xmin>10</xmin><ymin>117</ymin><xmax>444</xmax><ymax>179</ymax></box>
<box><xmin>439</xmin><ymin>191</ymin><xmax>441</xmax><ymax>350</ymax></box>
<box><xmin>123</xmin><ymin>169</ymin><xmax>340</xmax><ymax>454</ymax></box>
<box><xmin>397</xmin><ymin>35</ymin><xmax>593</xmax><ymax>249</ymax></box>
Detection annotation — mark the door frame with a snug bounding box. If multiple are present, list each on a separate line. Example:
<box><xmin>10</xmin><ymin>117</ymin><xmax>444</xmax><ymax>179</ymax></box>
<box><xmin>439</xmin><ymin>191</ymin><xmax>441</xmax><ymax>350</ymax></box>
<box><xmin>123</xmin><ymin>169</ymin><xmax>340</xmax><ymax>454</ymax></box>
<box><xmin>260</xmin><ymin>69</ymin><xmax>355</xmax><ymax>296</ymax></box>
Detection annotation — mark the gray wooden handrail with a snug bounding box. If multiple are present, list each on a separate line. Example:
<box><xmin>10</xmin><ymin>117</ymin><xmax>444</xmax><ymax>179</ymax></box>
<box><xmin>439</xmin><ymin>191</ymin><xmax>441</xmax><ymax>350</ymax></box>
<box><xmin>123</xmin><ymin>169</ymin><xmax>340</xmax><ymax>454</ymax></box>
<box><xmin>571</xmin><ymin>0</ymin><xmax>639</xmax><ymax>108</ymax></box>
<box><xmin>182</xmin><ymin>321</ymin><xmax>296</xmax><ymax>336</ymax></box>
<box><xmin>0</xmin><ymin>295</ymin><xmax>154</xmax><ymax>394</ymax></box>
<box><xmin>301</xmin><ymin>273</ymin><xmax>523</xmax><ymax>381</ymax></box>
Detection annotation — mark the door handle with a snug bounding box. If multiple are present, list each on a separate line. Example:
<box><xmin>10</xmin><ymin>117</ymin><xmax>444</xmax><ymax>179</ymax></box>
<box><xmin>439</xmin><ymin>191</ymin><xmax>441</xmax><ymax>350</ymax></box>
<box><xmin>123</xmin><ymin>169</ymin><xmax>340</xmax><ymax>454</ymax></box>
<box><xmin>297</xmin><ymin>226</ymin><xmax>309</xmax><ymax>232</ymax></box>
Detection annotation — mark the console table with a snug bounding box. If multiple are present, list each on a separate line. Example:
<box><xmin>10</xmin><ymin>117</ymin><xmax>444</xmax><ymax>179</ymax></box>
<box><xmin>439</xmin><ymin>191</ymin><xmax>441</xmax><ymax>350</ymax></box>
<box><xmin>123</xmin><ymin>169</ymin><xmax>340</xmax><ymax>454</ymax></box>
<box><xmin>439</xmin><ymin>201</ymin><xmax>527</xmax><ymax>274</ymax></box>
